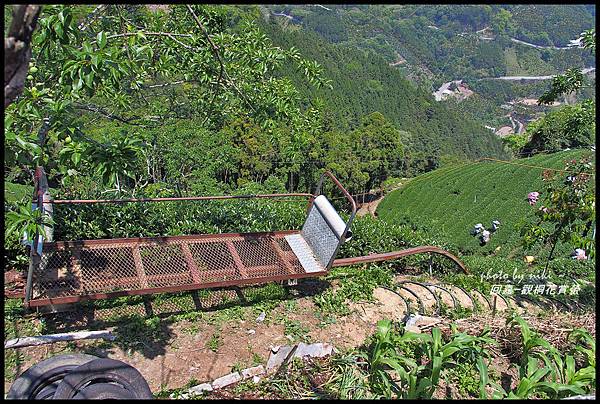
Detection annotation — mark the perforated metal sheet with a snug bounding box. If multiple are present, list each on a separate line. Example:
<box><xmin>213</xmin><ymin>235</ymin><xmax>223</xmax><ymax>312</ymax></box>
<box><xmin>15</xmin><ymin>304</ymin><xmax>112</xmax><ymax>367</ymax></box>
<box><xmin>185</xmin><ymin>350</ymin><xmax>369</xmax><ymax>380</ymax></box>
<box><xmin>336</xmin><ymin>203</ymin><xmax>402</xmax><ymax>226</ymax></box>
<box><xmin>29</xmin><ymin>231</ymin><xmax>323</xmax><ymax>306</ymax></box>
<box><xmin>300</xmin><ymin>203</ymin><xmax>341</xmax><ymax>269</ymax></box>
<box><xmin>284</xmin><ymin>234</ymin><xmax>325</xmax><ymax>273</ymax></box>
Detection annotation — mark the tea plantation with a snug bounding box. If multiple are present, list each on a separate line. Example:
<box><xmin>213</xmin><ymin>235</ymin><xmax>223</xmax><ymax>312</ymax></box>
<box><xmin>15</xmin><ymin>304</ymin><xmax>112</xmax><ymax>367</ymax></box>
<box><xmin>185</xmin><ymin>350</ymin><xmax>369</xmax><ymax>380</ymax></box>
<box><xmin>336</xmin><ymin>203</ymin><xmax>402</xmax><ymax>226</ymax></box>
<box><xmin>377</xmin><ymin>149</ymin><xmax>594</xmax><ymax>257</ymax></box>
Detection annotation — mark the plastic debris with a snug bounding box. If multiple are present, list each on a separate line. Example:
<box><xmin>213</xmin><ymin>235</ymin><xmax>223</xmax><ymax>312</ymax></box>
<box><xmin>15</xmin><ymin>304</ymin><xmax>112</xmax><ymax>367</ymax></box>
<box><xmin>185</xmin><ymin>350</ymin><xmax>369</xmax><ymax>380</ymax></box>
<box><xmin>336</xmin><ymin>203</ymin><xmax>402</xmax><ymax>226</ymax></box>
<box><xmin>266</xmin><ymin>343</ymin><xmax>335</xmax><ymax>372</ymax></box>
<box><xmin>211</xmin><ymin>372</ymin><xmax>242</xmax><ymax>389</ymax></box>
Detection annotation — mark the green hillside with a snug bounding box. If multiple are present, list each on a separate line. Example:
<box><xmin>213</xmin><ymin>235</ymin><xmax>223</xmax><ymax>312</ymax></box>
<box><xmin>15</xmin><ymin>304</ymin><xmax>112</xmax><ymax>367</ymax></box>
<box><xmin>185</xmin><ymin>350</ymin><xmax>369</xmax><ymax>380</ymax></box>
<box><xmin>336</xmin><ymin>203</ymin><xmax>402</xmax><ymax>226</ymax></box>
<box><xmin>377</xmin><ymin>149</ymin><xmax>593</xmax><ymax>256</ymax></box>
<box><xmin>259</xmin><ymin>17</ymin><xmax>509</xmax><ymax>164</ymax></box>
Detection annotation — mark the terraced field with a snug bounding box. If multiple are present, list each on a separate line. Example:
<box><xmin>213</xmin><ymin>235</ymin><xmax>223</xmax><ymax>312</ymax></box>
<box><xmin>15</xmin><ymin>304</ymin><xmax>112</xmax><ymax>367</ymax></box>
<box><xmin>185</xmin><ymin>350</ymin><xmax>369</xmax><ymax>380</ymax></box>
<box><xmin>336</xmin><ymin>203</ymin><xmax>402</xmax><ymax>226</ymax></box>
<box><xmin>377</xmin><ymin>149</ymin><xmax>594</xmax><ymax>256</ymax></box>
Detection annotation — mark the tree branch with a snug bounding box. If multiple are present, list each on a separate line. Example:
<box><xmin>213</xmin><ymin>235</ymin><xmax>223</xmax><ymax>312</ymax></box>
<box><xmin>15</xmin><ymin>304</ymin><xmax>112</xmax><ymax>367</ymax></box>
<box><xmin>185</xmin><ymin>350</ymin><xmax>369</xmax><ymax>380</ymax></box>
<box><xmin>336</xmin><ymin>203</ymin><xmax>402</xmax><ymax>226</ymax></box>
<box><xmin>78</xmin><ymin>4</ymin><xmax>107</xmax><ymax>30</ymax></box>
<box><xmin>4</xmin><ymin>5</ymin><xmax>42</xmax><ymax>108</ymax></box>
<box><xmin>74</xmin><ymin>102</ymin><xmax>144</xmax><ymax>125</ymax></box>
<box><xmin>185</xmin><ymin>5</ymin><xmax>255</xmax><ymax>114</ymax></box>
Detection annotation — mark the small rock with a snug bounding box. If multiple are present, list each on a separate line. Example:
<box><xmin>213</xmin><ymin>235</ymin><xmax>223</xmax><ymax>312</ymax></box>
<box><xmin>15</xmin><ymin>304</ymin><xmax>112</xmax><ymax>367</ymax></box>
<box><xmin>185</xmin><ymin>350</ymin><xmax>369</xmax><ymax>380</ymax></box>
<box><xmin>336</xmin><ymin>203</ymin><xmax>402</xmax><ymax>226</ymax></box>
<box><xmin>241</xmin><ymin>365</ymin><xmax>265</xmax><ymax>379</ymax></box>
<box><xmin>252</xmin><ymin>375</ymin><xmax>261</xmax><ymax>384</ymax></box>
<box><xmin>212</xmin><ymin>372</ymin><xmax>242</xmax><ymax>389</ymax></box>
<box><xmin>294</xmin><ymin>342</ymin><xmax>334</xmax><ymax>359</ymax></box>
<box><xmin>247</xmin><ymin>329</ymin><xmax>256</xmax><ymax>335</ymax></box>
<box><xmin>404</xmin><ymin>325</ymin><xmax>421</xmax><ymax>333</ymax></box>
<box><xmin>256</xmin><ymin>312</ymin><xmax>266</xmax><ymax>322</ymax></box>
<box><xmin>266</xmin><ymin>345</ymin><xmax>294</xmax><ymax>371</ymax></box>
<box><xmin>188</xmin><ymin>383</ymin><xmax>213</xmax><ymax>395</ymax></box>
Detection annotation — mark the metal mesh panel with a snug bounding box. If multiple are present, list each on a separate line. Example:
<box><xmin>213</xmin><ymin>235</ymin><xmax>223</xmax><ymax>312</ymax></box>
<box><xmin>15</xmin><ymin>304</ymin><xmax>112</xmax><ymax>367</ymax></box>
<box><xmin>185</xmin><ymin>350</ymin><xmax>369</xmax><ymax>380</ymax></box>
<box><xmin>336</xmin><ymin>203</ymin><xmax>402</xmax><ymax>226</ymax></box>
<box><xmin>140</xmin><ymin>244</ymin><xmax>193</xmax><ymax>288</ymax></box>
<box><xmin>300</xmin><ymin>204</ymin><xmax>340</xmax><ymax>269</ymax></box>
<box><xmin>29</xmin><ymin>232</ymin><xmax>314</xmax><ymax>306</ymax></box>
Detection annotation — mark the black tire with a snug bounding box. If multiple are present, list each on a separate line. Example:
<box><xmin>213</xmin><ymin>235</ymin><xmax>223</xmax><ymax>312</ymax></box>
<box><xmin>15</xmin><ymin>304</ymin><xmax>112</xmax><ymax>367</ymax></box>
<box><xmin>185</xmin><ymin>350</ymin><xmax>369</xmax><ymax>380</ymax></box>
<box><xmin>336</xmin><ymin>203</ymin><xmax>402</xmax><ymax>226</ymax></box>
<box><xmin>72</xmin><ymin>383</ymin><xmax>135</xmax><ymax>399</ymax></box>
<box><xmin>52</xmin><ymin>358</ymin><xmax>153</xmax><ymax>399</ymax></box>
<box><xmin>6</xmin><ymin>353</ymin><xmax>98</xmax><ymax>400</ymax></box>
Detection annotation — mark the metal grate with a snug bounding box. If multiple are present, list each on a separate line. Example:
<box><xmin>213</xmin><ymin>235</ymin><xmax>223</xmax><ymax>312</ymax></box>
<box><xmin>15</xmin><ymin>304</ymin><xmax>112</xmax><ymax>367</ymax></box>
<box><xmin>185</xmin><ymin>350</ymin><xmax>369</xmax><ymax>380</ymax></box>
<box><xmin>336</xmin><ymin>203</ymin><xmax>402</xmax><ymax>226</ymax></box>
<box><xmin>29</xmin><ymin>231</ymin><xmax>324</xmax><ymax>307</ymax></box>
<box><xmin>300</xmin><ymin>202</ymin><xmax>341</xmax><ymax>269</ymax></box>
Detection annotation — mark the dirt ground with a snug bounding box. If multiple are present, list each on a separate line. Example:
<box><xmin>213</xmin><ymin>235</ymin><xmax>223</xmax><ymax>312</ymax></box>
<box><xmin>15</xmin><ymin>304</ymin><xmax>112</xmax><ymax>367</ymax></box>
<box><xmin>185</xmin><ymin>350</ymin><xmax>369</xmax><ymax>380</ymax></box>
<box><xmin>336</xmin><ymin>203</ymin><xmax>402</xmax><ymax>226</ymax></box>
<box><xmin>5</xmin><ymin>286</ymin><xmax>409</xmax><ymax>393</ymax></box>
<box><xmin>5</xmin><ymin>277</ymin><xmax>595</xmax><ymax>396</ymax></box>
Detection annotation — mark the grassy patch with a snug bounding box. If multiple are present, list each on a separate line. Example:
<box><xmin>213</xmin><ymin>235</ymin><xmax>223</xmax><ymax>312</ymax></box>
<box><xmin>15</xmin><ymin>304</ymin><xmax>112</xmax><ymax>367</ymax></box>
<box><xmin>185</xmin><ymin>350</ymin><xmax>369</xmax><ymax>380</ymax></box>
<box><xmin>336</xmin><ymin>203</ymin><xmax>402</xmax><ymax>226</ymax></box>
<box><xmin>206</xmin><ymin>332</ymin><xmax>223</xmax><ymax>352</ymax></box>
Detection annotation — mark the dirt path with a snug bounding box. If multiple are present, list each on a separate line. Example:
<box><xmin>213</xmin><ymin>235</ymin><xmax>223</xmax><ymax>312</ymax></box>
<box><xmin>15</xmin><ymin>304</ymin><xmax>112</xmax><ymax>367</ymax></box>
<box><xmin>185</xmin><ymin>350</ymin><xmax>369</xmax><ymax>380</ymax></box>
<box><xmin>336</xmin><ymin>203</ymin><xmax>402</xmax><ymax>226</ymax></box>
<box><xmin>356</xmin><ymin>196</ymin><xmax>385</xmax><ymax>217</ymax></box>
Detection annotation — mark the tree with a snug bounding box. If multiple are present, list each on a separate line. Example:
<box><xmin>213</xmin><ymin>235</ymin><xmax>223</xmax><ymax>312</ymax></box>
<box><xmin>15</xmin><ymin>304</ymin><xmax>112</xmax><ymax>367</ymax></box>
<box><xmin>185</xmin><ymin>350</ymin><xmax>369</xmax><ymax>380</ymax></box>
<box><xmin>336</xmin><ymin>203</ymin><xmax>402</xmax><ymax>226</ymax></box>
<box><xmin>521</xmin><ymin>157</ymin><xmax>595</xmax><ymax>267</ymax></box>
<box><xmin>537</xmin><ymin>29</ymin><xmax>595</xmax><ymax>105</ymax></box>
<box><xmin>4</xmin><ymin>5</ymin><xmax>42</xmax><ymax>108</ymax></box>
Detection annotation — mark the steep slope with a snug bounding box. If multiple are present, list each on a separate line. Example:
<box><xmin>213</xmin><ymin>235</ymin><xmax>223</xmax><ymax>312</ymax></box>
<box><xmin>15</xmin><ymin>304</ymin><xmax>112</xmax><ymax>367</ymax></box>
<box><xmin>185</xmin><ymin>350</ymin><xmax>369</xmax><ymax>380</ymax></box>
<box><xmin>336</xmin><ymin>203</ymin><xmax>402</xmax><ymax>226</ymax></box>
<box><xmin>377</xmin><ymin>149</ymin><xmax>593</xmax><ymax>255</ymax></box>
<box><xmin>259</xmin><ymin>17</ymin><xmax>509</xmax><ymax>162</ymax></box>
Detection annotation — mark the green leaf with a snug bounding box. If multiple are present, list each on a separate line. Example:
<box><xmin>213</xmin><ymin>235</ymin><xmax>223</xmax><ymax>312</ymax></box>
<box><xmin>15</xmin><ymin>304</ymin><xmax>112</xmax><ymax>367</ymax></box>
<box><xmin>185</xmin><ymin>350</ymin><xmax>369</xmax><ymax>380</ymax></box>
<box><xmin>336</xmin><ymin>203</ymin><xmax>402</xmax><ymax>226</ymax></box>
<box><xmin>97</xmin><ymin>31</ymin><xmax>107</xmax><ymax>49</ymax></box>
<box><xmin>476</xmin><ymin>357</ymin><xmax>489</xmax><ymax>399</ymax></box>
<box><xmin>84</xmin><ymin>72</ymin><xmax>95</xmax><ymax>89</ymax></box>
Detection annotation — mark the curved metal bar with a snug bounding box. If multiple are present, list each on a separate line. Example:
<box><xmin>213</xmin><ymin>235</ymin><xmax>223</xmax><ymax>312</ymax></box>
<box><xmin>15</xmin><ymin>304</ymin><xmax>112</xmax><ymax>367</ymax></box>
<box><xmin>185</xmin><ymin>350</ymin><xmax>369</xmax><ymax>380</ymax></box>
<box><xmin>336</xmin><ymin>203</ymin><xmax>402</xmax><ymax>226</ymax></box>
<box><xmin>332</xmin><ymin>245</ymin><xmax>468</xmax><ymax>274</ymax></box>
<box><xmin>490</xmin><ymin>292</ymin><xmax>511</xmax><ymax>312</ymax></box>
<box><xmin>469</xmin><ymin>288</ymin><xmax>492</xmax><ymax>312</ymax></box>
<box><xmin>542</xmin><ymin>295</ymin><xmax>572</xmax><ymax>312</ymax></box>
<box><xmin>394</xmin><ymin>284</ymin><xmax>426</xmax><ymax>315</ymax></box>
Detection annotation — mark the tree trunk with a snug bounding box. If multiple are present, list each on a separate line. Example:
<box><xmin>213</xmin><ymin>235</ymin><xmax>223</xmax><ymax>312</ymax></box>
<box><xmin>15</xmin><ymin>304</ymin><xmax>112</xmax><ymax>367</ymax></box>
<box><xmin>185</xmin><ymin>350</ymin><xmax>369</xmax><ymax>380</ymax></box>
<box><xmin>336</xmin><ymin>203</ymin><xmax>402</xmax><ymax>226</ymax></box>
<box><xmin>4</xmin><ymin>5</ymin><xmax>42</xmax><ymax>108</ymax></box>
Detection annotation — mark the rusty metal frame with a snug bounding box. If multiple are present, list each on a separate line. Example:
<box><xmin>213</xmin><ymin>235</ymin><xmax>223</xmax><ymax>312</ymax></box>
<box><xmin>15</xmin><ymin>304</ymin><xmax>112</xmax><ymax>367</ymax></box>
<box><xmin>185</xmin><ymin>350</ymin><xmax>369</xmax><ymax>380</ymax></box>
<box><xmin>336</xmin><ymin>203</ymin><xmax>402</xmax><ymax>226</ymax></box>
<box><xmin>24</xmin><ymin>171</ymin><xmax>361</xmax><ymax>309</ymax></box>
<box><xmin>314</xmin><ymin>171</ymin><xmax>357</xmax><ymax>269</ymax></box>
<box><xmin>44</xmin><ymin>193</ymin><xmax>314</xmax><ymax>205</ymax></box>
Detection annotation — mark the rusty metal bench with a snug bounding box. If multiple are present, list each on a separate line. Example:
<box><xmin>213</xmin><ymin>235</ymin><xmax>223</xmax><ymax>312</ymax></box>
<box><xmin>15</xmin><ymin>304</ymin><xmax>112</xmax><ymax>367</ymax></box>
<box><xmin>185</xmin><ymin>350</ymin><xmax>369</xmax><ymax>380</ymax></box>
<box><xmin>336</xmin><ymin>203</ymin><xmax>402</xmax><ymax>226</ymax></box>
<box><xmin>24</xmin><ymin>170</ymin><xmax>356</xmax><ymax>309</ymax></box>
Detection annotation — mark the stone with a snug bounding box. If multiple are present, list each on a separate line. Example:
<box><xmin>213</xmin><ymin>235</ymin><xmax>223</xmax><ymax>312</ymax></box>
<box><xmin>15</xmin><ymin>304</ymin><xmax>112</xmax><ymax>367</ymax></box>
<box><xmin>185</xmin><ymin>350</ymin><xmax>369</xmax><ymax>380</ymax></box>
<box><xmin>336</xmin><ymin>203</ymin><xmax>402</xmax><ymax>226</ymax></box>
<box><xmin>293</xmin><ymin>342</ymin><xmax>334</xmax><ymax>359</ymax></box>
<box><xmin>252</xmin><ymin>375</ymin><xmax>261</xmax><ymax>384</ymax></box>
<box><xmin>247</xmin><ymin>329</ymin><xmax>256</xmax><ymax>335</ymax></box>
<box><xmin>188</xmin><ymin>383</ymin><xmax>213</xmax><ymax>395</ymax></box>
<box><xmin>241</xmin><ymin>365</ymin><xmax>265</xmax><ymax>379</ymax></box>
<box><xmin>404</xmin><ymin>325</ymin><xmax>421</xmax><ymax>333</ymax></box>
<box><xmin>256</xmin><ymin>312</ymin><xmax>266</xmax><ymax>322</ymax></box>
<box><xmin>211</xmin><ymin>372</ymin><xmax>242</xmax><ymax>389</ymax></box>
<box><xmin>266</xmin><ymin>345</ymin><xmax>295</xmax><ymax>372</ymax></box>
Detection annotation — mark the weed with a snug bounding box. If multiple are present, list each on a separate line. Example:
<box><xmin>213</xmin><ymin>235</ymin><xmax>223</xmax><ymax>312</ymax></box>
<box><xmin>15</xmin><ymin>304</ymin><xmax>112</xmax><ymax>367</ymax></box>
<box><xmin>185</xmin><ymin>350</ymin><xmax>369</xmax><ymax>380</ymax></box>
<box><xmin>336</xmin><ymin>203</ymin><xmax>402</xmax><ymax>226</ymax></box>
<box><xmin>4</xmin><ymin>350</ymin><xmax>26</xmax><ymax>383</ymax></box>
<box><xmin>112</xmin><ymin>315</ymin><xmax>170</xmax><ymax>355</ymax></box>
<box><xmin>283</xmin><ymin>319</ymin><xmax>311</xmax><ymax>343</ymax></box>
<box><xmin>206</xmin><ymin>332</ymin><xmax>222</xmax><ymax>352</ymax></box>
<box><xmin>283</xmin><ymin>299</ymin><xmax>298</xmax><ymax>312</ymax></box>
<box><xmin>444</xmin><ymin>361</ymin><xmax>479</xmax><ymax>397</ymax></box>
<box><xmin>314</xmin><ymin>311</ymin><xmax>337</xmax><ymax>328</ymax></box>
<box><xmin>251</xmin><ymin>352</ymin><xmax>265</xmax><ymax>366</ymax></box>
<box><xmin>315</xmin><ymin>265</ymin><xmax>394</xmax><ymax>316</ymax></box>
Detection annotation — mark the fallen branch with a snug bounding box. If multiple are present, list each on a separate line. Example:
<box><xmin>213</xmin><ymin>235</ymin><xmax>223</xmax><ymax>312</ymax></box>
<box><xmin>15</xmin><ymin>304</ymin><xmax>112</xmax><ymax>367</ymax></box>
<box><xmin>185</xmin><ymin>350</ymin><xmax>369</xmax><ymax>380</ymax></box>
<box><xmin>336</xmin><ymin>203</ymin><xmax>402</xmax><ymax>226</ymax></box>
<box><xmin>5</xmin><ymin>330</ymin><xmax>116</xmax><ymax>349</ymax></box>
